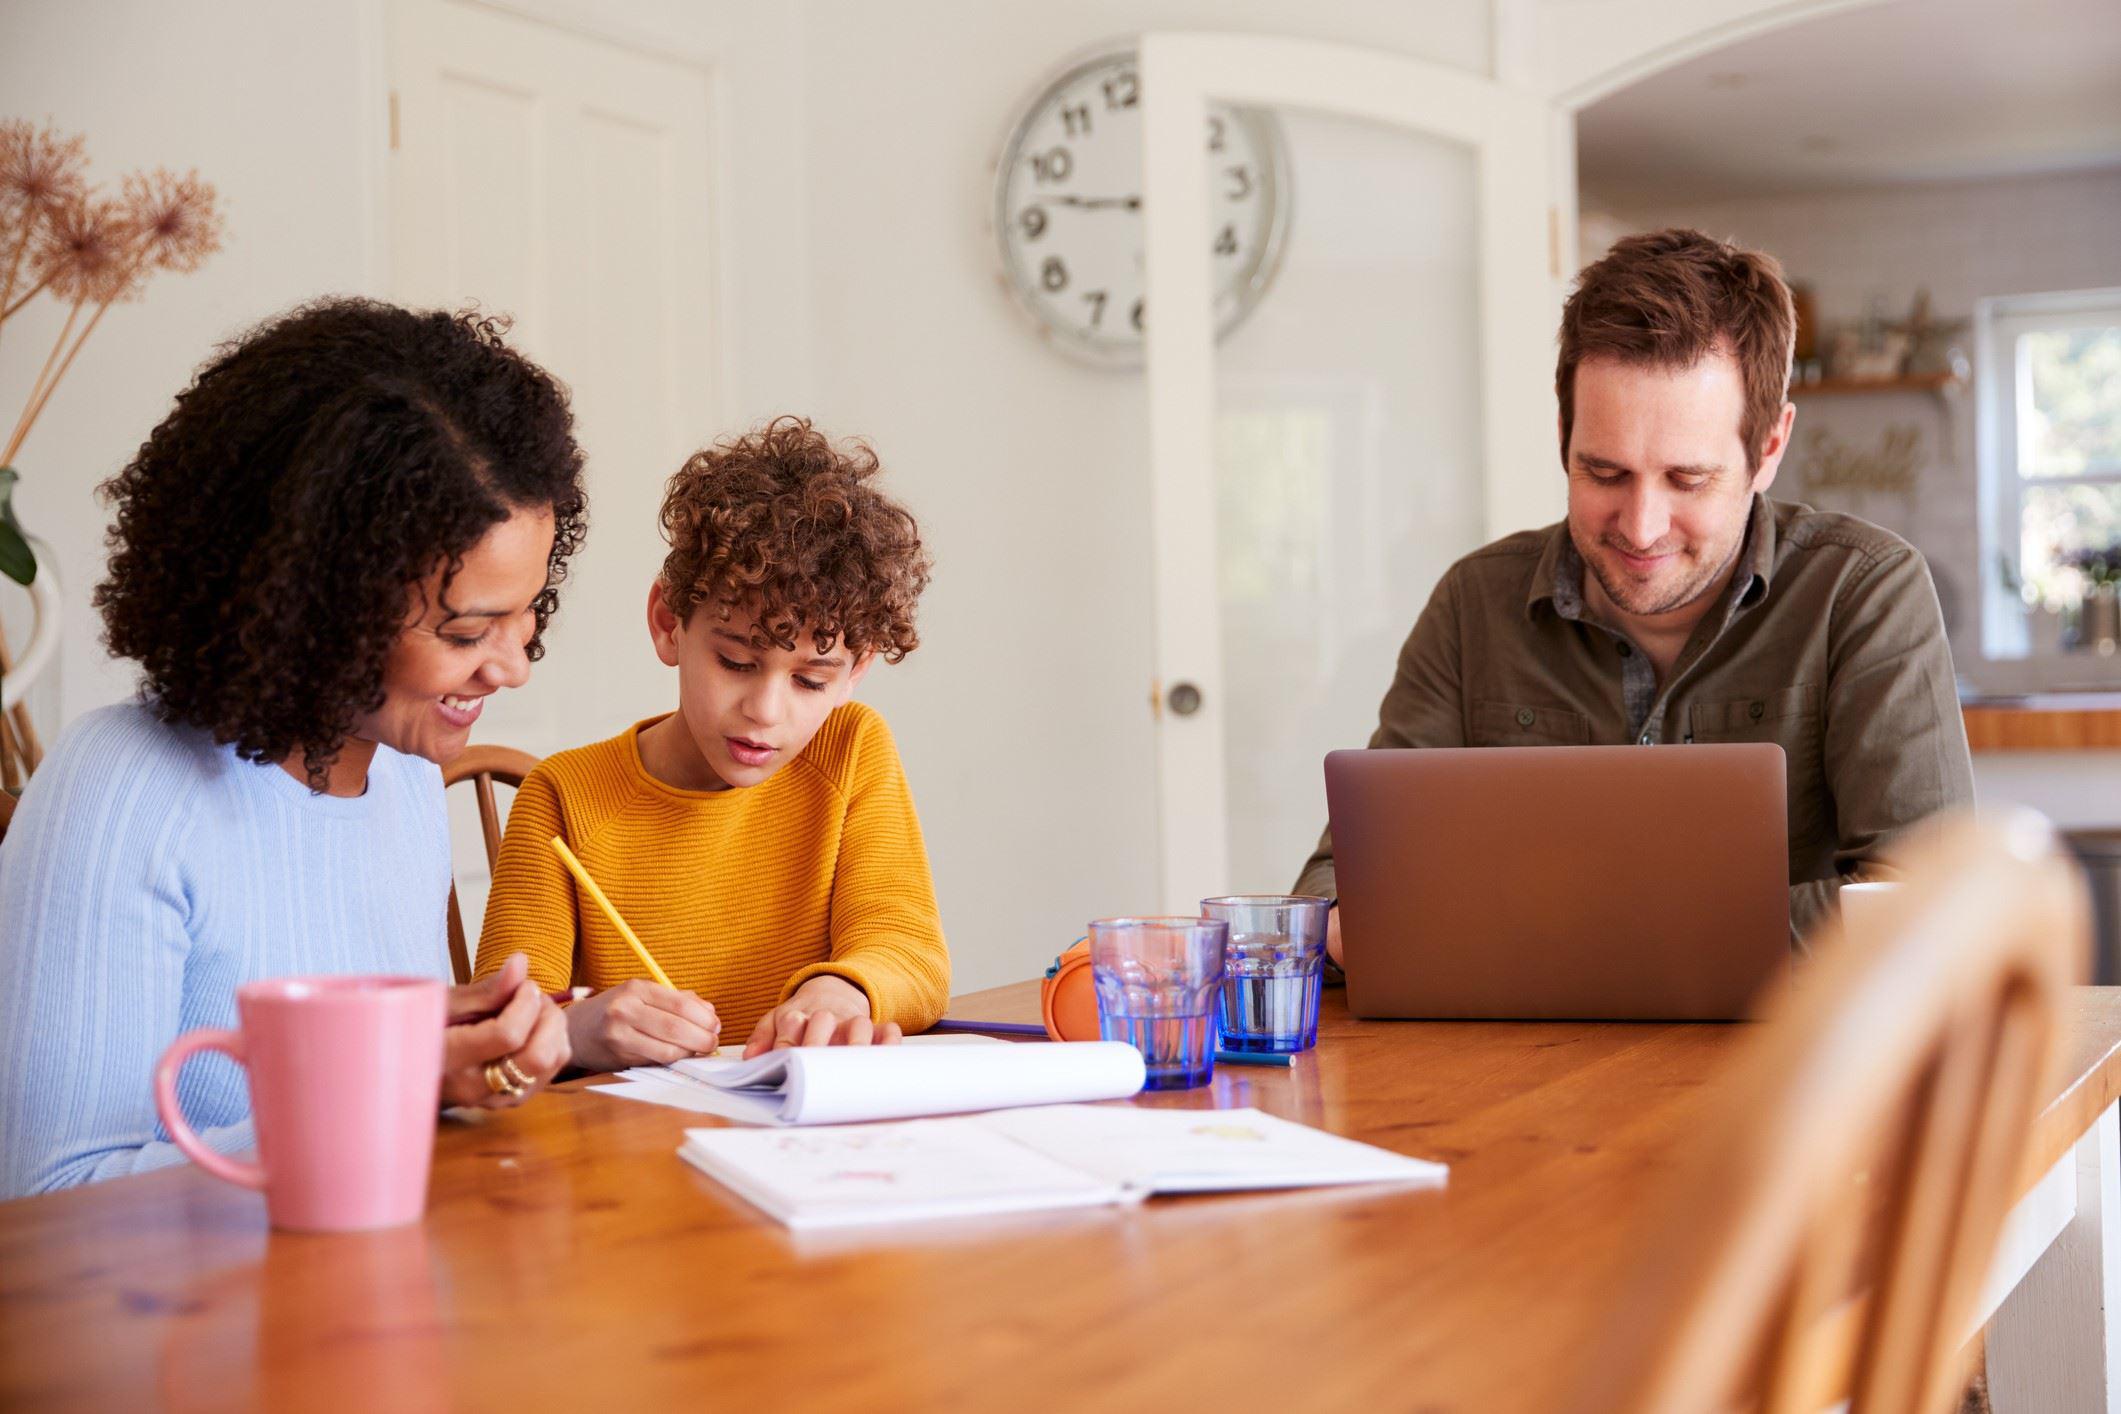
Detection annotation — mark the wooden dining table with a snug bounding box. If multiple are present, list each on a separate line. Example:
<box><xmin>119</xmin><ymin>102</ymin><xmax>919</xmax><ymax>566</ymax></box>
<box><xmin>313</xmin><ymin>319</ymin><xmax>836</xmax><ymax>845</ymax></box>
<box><xmin>6</xmin><ymin>982</ymin><xmax>2121</xmax><ymax>1413</ymax></box>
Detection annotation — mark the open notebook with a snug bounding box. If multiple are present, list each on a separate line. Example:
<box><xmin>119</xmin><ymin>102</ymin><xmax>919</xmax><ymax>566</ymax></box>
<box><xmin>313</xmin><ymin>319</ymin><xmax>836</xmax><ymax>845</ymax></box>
<box><xmin>678</xmin><ymin>1104</ymin><xmax>1449</xmax><ymax>1229</ymax></box>
<box><xmin>596</xmin><ymin>1037</ymin><xmax>1146</xmax><ymax>1125</ymax></box>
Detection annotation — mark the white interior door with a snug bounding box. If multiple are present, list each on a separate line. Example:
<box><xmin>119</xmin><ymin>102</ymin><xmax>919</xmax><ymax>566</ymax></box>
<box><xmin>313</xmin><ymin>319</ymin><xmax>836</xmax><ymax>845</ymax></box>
<box><xmin>389</xmin><ymin>0</ymin><xmax>720</xmax><ymax>935</ymax></box>
<box><xmin>1139</xmin><ymin>33</ymin><xmax>1558</xmax><ymax>910</ymax></box>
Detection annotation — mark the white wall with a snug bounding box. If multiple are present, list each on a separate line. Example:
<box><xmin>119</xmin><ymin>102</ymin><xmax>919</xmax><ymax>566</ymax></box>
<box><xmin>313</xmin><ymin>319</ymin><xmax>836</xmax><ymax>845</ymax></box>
<box><xmin>0</xmin><ymin>0</ymin><xmax>387</xmax><ymax>725</ymax></box>
<box><xmin>1587</xmin><ymin>168</ymin><xmax>2121</xmax><ymax>335</ymax></box>
<box><xmin>3</xmin><ymin>0</ymin><xmax>1500</xmax><ymax>994</ymax></box>
<box><xmin>791</xmin><ymin>0</ymin><xmax>1495</xmax><ymax>987</ymax></box>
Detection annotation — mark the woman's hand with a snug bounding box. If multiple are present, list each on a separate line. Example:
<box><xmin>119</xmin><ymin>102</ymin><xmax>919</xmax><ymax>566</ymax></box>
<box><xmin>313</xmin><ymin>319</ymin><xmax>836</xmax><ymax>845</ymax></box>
<box><xmin>742</xmin><ymin>974</ymin><xmax>902</xmax><ymax>1058</ymax></box>
<box><xmin>440</xmin><ymin>953</ymin><xmax>571</xmax><ymax>1108</ymax></box>
<box><xmin>564</xmin><ymin>980</ymin><xmax>721</xmax><ymax>1073</ymax></box>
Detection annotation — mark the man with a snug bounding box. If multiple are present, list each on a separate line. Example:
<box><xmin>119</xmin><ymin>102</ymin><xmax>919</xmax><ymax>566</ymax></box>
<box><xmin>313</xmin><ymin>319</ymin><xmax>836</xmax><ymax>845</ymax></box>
<box><xmin>1295</xmin><ymin>228</ymin><xmax>1972</xmax><ymax>961</ymax></box>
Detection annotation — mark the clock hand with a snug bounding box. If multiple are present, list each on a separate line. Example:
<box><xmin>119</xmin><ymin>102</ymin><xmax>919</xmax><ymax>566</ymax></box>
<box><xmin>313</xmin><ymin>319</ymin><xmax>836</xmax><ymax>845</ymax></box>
<box><xmin>1047</xmin><ymin>194</ymin><xmax>1143</xmax><ymax>211</ymax></box>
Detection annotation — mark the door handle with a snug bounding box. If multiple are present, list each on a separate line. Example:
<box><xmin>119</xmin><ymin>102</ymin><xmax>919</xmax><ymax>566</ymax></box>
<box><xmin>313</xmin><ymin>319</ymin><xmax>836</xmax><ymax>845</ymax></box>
<box><xmin>1166</xmin><ymin>681</ymin><xmax>1203</xmax><ymax>716</ymax></box>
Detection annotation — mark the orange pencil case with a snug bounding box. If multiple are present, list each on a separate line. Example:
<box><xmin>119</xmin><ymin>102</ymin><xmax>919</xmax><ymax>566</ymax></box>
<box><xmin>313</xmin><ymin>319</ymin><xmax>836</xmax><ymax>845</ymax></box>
<box><xmin>1039</xmin><ymin>938</ymin><xmax>1101</xmax><ymax>1042</ymax></box>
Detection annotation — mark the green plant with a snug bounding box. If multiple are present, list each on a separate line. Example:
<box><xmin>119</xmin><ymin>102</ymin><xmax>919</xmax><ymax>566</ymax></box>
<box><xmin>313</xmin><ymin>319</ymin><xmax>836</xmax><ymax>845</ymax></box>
<box><xmin>2065</xmin><ymin>543</ymin><xmax>2121</xmax><ymax>589</ymax></box>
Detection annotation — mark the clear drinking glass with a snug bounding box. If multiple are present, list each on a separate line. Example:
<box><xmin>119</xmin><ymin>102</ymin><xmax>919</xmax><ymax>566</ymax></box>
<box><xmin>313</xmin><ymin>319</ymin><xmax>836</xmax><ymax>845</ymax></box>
<box><xmin>1201</xmin><ymin>895</ymin><xmax>1331</xmax><ymax>1054</ymax></box>
<box><xmin>1087</xmin><ymin>917</ymin><xmax>1227</xmax><ymax>1091</ymax></box>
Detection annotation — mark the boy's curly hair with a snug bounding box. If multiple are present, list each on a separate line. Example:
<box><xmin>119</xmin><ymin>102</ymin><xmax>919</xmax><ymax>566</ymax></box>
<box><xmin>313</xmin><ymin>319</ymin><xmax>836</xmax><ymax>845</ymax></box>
<box><xmin>95</xmin><ymin>297</ymin><xmax>588</xmax><ymax>786</ymax></box>
<box><xmin>658</xmin><ymin>417</ymin><xmax>930</xmax><ymax>661</ymax></box>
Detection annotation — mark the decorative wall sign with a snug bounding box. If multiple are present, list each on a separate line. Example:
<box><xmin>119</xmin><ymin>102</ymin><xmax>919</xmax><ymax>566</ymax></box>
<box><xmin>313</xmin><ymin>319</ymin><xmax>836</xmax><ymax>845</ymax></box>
<box><xmin>1796</xmin><ymin>423</ymin><xmax>1922</xmax><ymax>497</ymax></box>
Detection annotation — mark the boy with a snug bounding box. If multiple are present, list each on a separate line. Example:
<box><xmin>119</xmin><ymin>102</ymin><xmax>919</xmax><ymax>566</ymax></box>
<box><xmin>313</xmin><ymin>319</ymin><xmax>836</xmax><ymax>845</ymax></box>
<box><xmin>476</xmin><ymin>417</ymin><xmax>949</xmax><ymax>1069</ymax></box>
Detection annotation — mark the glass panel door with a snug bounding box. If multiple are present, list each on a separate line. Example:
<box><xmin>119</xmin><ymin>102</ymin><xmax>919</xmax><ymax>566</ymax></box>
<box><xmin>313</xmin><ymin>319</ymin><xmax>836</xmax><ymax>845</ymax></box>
<box><xmin>1212</xmin><ymin>111</ymin><xmax>1482</xmax><ymax>892</ymax></box>
<box><xmin>1139</xmin><ymin>34</ymin><xmax>1555</xmax><ymax>908</ymax></box>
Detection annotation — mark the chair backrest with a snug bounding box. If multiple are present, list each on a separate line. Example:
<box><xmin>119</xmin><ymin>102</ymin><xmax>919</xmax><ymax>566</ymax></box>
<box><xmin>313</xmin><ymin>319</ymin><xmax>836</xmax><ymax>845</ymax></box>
<box><xmin>1576</xmin><ymin>810</ymin><xmax>2088</xmax><ymax>1414</ymax></box>
<box><xmin>441</xmin><ymin>745</ymin><xmax>541</xmax><ymax>985</ymax></box>
<box><xmin>0</xmin><ymin>788</ymin><xmax>15</xmax><ymax>846</ymax></box>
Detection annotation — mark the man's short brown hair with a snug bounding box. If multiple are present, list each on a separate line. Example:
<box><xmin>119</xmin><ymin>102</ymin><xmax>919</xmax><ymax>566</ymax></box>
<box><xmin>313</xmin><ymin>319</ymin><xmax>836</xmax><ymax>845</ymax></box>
<box><xmin>657</xmin><ymin>416</ymin><xmax>930</xmax><ymax>661</ymax></box>
<box><xmin>1556</xmin><ymin>228</ymin><xmax>1795</xmax><ymax>472</ymax></box>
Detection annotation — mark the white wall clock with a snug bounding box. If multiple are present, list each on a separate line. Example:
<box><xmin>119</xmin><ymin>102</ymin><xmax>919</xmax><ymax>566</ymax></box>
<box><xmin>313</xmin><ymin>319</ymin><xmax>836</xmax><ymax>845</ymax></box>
<box><xmin>993</xmin><ymin>45</ymin><xmax>1292</xmax><ymax>367</ymax></box>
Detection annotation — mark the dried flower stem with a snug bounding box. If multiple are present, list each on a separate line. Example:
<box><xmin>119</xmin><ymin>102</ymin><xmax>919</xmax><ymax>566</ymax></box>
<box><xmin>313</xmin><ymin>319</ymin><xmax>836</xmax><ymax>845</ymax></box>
<box><xmin>0</xmin><ymin>619</ymin><xmax>42</xmax><ymax>771</ymax></box>
<box><xmin>0</xmin><ymin>708</ymin><xmax>22</xmax><ymax>792</ymax></box>
<box><xmin>24</xmin><ymin>298</ymin><xmax>81</xmax><ymax>403</ymax></box>
<box><xmin>0</xmin><ymin>225</ymin><xmax>35</xmax><ymax>324</ymax></box>
<box><xmin>4</xmin><ymin>298</ymin><xmax>84</xmax><ymax>465</ymax></box>
<box><xmin>12</xmin><ymin>297</ymin><xmax>111</xmax><ymax>453</ymax></box>
<box><xmin>3</xmin><ymin>233</ymin><xmax>151</xmax><ymax>465</ymax></box>
<box><xmin>1</xmin><ymin>272</ymin><xmax>52</xmax><ymax>322</ymax></box>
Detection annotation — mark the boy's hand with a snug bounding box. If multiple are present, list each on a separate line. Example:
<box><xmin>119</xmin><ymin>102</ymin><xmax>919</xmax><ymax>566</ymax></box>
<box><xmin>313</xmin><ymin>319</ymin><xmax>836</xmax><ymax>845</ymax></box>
<box><xmin>743</xmin><ymin>974</ymin><xmax>903</xmax><ymax>1058</ymax></box>
<box><xmin>564</xmin><ymin>980</ymin><xmax>721</xmax><ymax>1073</ymax></box>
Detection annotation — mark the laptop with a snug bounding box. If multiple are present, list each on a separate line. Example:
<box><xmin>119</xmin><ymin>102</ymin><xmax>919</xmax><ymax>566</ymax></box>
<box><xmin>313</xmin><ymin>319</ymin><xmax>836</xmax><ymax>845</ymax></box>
<box><xmin>1323</xmin><ymin>744</ymin><xmax>1790</xmax><ymax>1021</ymax></box>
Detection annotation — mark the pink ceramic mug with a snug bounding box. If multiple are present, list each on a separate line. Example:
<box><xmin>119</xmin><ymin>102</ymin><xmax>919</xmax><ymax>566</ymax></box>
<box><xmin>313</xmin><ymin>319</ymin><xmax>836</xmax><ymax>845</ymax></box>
<box><xmin>155</xmin><ymin>975</ymin><xmax>447</xmax><ymax>1232</ymax></box>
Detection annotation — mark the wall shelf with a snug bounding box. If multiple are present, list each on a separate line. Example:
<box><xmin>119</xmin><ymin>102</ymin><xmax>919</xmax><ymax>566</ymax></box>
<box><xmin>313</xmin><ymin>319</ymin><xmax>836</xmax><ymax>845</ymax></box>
<box><xmin>1791</xmin><ymin>372</ymin><xmax>1963</xmax><ymax>398</ymax></box>
<box><xmin>1963</xmin><ymin>695</ymin><xmax>2121</xmax><ymax>752</ymax></box>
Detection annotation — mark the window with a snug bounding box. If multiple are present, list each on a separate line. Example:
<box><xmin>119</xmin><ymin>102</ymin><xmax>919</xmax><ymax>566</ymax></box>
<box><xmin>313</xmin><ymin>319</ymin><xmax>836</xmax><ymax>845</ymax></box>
<box><xmin>1978</xmin><ymin>288</ymin><xmax>2121</xmax><ymax>670</ymax></box>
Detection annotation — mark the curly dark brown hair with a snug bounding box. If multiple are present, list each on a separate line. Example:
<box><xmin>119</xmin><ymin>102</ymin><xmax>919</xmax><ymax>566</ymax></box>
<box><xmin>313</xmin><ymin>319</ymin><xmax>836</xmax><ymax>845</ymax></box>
<box><xmin>95</xmin><ymin>297</ymin><xmax>588</xmax><ymax>785</ymax></box>
<box><xmin>658</xmin><ymin>417</ymin><xmax>929</xmax><ymax>661</ymax></box>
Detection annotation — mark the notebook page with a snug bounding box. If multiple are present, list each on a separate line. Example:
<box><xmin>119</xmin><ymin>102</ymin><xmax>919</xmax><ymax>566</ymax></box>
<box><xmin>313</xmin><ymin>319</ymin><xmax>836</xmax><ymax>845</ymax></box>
<box><xmin>975</xmin><ymin>1105</ymin><xmax>1449</xmax><ymax>1194</ymax></box>
<box><xmin>678</xmin><ymin>1119</ymin><xmax>1128</xmax><ymax>1229</ymax></box>
<box><xmin>655</xmin><ymin>1041</ymin><xmax>1146</xmax><ymax>1125</ymax></box>
<box><xmin>598</xmin><ymin>1035</ymin><xmax>1018</xmax><ymax>1124</ymax></box>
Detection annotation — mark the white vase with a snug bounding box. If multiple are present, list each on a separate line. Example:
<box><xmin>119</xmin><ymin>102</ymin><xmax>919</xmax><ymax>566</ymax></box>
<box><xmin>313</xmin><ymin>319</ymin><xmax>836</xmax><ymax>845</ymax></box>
<box><xmin>1</xmin><ymin>532</ymin><xmax>63</xmax><ymax>718</ymax></box>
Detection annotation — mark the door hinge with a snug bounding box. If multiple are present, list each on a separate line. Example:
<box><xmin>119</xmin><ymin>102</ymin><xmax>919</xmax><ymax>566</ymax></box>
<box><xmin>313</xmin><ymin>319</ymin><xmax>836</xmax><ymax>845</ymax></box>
<box><xmin>389</xmin><ymin>90</ymin><xmax>401</xmax><ymax>151</ymax></box>
<box><xmin>1548</xmin><ymin>205</ymin><xmax>1562</xmax><ymax>279</ymax></box>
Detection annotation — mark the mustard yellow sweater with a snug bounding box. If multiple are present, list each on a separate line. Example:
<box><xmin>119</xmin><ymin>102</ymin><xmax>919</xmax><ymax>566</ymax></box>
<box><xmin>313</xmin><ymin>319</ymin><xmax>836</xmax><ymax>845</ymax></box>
<box><xmin>474</xmin><ymin>703</ymin><xmax>950</xmax><ymax>1040</ymax></box>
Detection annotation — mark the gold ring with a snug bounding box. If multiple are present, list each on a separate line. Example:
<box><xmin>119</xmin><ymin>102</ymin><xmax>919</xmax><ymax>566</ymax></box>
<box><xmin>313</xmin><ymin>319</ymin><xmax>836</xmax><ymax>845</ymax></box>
<box><xmin>483</xmin><ymin>1060</ymin><xmax>525</xmax><ymax>1098</ymax></box>
<box><xmin>499</xmin><ymin>1056</ymin><xmax>536</xmax><ymax>1091</ymax></box>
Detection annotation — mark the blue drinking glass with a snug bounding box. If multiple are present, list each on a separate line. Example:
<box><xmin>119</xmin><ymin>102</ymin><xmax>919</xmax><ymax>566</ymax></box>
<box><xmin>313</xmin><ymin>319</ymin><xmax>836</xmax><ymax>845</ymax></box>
<box><xmin>1201</xmin><ymin>895</ymin><xmax>1331</xmax><ymax>1054</ymax></box>
<box><xmin>1087</xmin><ymin>917</ymin><xmax>1226</xmax><ymax>1091</ymax></box>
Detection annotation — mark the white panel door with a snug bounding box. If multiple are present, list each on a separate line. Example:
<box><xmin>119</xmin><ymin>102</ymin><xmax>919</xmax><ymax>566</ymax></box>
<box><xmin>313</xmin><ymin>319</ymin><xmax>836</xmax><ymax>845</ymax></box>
<box><xmin>1138</xmin><ymin>33</ymin><xmax>1557</xmax><ymax>910</ymax></box>
<box><xmin>391</xmin><ymin>0</ymin><xmax>718</xmax><ymax>753</ymax></box>
<box><xmin>390</xmin><ymin>0</ymin><xmax>719</xmax><ymax>934</ymax></box>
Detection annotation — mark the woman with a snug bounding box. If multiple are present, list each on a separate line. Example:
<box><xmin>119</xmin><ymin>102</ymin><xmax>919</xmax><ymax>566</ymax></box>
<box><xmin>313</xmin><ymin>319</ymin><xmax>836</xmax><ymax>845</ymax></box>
<box><xmin>0</xmin><ymin>298</ymin><xmax>589</xmax><ymax>1197</ymax></box>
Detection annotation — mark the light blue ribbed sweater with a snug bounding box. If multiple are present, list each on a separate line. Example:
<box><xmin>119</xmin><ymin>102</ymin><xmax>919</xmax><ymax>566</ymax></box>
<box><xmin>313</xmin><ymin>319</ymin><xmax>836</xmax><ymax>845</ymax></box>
<box><xmin>0</xmin><ymin>700</ymin><xmax>451</xmax><ymax>1197</ymax></box>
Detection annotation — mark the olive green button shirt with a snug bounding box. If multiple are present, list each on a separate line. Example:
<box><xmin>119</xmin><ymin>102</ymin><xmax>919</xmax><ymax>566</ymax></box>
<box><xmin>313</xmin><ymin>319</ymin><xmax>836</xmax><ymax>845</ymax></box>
<box><xmin>1293</xmin><ymin>495</ymin><xmax>1975</xmax><ymax>943</ymax></box>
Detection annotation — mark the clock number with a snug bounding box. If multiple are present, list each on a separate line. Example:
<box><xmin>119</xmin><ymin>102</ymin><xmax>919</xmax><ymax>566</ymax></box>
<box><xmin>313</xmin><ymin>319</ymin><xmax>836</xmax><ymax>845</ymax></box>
<box><xmin>1041</xmin><ymin>256</ymin><xmax>1068</xmax><ymax>293</ymax></box>
<box><xmin>1101</xmin><ymin>71</ymin><xmax>1139</xmax><ymax>111</ymax></box>
<box><xmin>1082</xmin><ymin>290</ymin><xmax>1107</xmax><ymax>327</ymax></box>
<box><xmin>1020</xmin><ymin>207</ymin><xmax>1048</xmax><ymax>241</ymax></box>
<box><xmin>1061</xmin><ymin>104</ymin><xmax>1091</xmax><ymax>138</ymax></box>
<box><xmin>1130</xmin><ymin>298</ymin><xmax>1145</xmax><ymax>332</ymax></box>
<box><xmin>1214</xmin><ymin>223</ymin><xmax>1238</xmax><ymax>258</ymax></box>
<box><xmin>1206</xmin><ymin>116</ymin><xmax>1226</xmax><ymax>152</ymax></box>
<box><xmin>1226</xmin><ymin>165</ymin><xmax>1253</xmax><ymax>200</ymax></box>
<box><xmin>1029</xmin><ymin>147</ymin><xmax>1073</xmax><ymax>184</ymax></box>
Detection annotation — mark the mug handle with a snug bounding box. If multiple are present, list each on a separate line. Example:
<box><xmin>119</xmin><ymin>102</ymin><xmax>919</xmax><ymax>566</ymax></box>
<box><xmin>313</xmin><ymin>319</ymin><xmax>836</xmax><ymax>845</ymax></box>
<box><xmin>154</xmin><ymin>1028</ymin><xmax>267</xmax><ymax>1191</ymax></box>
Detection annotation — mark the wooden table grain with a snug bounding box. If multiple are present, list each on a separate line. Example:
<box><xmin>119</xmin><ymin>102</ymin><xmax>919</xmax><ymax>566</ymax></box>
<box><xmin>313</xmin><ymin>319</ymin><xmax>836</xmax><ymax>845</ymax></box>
<box><xmin>5</xmin><ymin>985</ymin><xmax>2120</xmax><ymax>1413</ymax></box>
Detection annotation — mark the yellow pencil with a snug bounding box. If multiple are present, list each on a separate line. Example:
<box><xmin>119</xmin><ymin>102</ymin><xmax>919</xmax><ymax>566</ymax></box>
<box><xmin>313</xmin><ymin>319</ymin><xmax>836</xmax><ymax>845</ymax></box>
<box><xmin>547</xmin><ymin>835</ymin><xmax>676</xmax><ymax>989</ymax></box>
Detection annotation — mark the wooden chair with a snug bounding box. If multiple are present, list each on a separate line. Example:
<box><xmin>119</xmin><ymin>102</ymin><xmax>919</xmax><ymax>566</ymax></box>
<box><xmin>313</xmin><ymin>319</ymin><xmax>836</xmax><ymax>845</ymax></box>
<box><xmin>0</xmin><ymin>788</ymin><xmax>14</xmax><ymax>846</ymax></box>
<box><xmin>1575</xmin><ymin>810</ymin><xmax>2088</xmax><ymax>1414</ymax></box>
<box><xmin>442</xmin><ymin>745</ymin><xmax>540</xmax><ymax>985</ymax></box>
